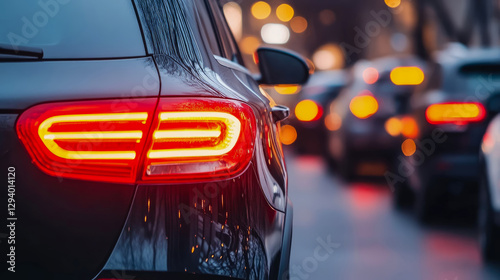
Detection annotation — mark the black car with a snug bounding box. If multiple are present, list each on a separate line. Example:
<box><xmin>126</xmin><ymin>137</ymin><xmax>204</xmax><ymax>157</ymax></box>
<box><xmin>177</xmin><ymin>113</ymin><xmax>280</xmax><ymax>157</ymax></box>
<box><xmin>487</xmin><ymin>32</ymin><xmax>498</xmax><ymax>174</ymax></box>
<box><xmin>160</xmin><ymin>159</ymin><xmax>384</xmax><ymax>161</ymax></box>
<box><xmin>288</xmin><ymin>70</ymin><xmax>347</xmax><ymax>155</ymax></box>
<box><xmin>390</xmin><ymin>47</ymin><xmax>500</xmax><ymax>222</ymax></box>
<box><xmin>326</xmin><ymin>56</ymin><xmax>425</xmax><ymax>179</ymax></box>
<box><xmin>478</xmin><ymin>114</ymin><xmax>500</xmax><ymax>262</ymax></box>
<box><xmin>0</xmin><ymin>1</ymin><xmax>309</xmax><ymax>279</ymax></box>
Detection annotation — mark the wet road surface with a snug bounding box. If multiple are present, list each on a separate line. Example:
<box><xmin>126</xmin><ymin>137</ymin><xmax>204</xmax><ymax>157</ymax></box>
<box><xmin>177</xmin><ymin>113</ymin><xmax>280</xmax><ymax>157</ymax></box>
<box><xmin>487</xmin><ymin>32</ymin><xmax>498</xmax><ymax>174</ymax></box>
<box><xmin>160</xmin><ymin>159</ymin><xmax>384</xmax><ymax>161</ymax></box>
<box><xmin>286</xmin><ymin>153</ymin><xmax>500</xmax><ymax>280</ymax></box>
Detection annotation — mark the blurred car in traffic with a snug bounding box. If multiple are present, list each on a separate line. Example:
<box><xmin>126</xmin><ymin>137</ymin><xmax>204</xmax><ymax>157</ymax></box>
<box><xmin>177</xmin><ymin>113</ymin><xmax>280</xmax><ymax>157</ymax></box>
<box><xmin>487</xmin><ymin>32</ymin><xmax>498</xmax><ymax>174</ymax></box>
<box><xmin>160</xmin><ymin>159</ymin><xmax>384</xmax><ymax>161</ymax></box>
<box><xmin>286</xmin><ymin>70</ymin><xmax>347</xmax><ymax>155</ymax></box>
<box><xmin>0</xmin><ymin>0</ymin><xmax>309</xmax><ymax>279</ymax></box>
<box><xmin>325</xmin><ymin>56</ymin><xmax>426</xmax><ymax>179</ymax></box>
<box><xmin>479</xmin><ymin>113</ymin><xmax>500</xmax><ymax>262</ymax></box>
<box><xmin>391</xmin><ymin>47</ymin><xmax>500</xmax><ymax>222</ymax></box>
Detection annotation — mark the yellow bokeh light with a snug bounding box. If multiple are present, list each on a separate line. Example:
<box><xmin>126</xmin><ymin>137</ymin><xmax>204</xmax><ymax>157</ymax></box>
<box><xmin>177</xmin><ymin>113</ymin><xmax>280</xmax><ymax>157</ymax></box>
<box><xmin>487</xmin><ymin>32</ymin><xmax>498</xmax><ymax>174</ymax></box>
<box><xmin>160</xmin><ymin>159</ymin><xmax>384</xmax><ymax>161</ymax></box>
<box><xmin>290</xmin><ymin>16</ymin><xmax>308</xmax><ymax>33</ymax></box>
<box><xmin>280</xmin><ymin>124</ymin><xmax>297</xmax><ymax>145</ymax></box>
<box><xmin>385</xmin><ymin>0</ymin><xmax>401</xmax><ymax>8</ymax></box>
<box><xmin>251</xmin><ymin>1</ymin><xmax>271</xmax><ymax>20</ymax></box>
<box><xmin>401</xmin><ymin>116</ymin><xmax>419</xmax><ymax>138</ymax></box>
<box><xmin>312</xmin><ymin>44</ymin><xmax>345</xmax><ymax>70</ymax></box>
<box><xmin>385</xmin><ymin>117</ymin><xmax>402</xmax><ymax>137</ymax></box>
<box><xmin>274</xmin><ymin>85</ymin><xmax>301</xmax><ymax>95</ymax></box>
<box><xmin>295</xmin><ymin>100</ymin><xmax>320</xmax><ymax>122</ymax></box>
<box><xmin>390</xmin><ymin>66</ymin><xmax>425</xmax><ymax>85</ymax></box>
<box><xmin>402</xmin><ymin>139</ymin><xmax>417</xmax><ymax>156</ymax></box>
<box><xmin>325</xmin><ymin>113</ymin><xmax>342</xmax><ymax>131</ymax></box>
<box><xmin>240</xmin><ymin>36</ymin><xmax>260</xmax><ymax>55</ymax></box>
<box><xmin>349</xmin><ymin>95</ymin><xmax>379</xmax><ymax>119</ymax></box>
<box><xmin>276</xmin><ymin>4</ymin><xmax>294</xmax><ymax>22</ymax></box>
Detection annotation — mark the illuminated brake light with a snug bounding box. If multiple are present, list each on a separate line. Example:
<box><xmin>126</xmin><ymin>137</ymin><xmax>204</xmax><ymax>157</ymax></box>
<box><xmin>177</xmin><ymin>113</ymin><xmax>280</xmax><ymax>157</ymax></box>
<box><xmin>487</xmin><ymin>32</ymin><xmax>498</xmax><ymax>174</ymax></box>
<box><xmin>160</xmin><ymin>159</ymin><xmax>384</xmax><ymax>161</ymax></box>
<box><xmin>16</xmin><ymin>99</ymin><xmax>156</xmax><ymax>183</ymax></box>
<box><xmin>38</xmin><ymin>113</ymin><xmax>147</xmax><ymax>160</ymax></box>
<box><xmin>17</xmin><ymin>98</ymin><xmax>256</xmax><ymax>184</ymax></box>
<box><xmin>148</xmin><ymin>112</ymin><xmax>241</xmax><ymax>159</ymax></box>
<box><xmin>142</xmin><ymin>98</ymin><xmax>256</xmax><ymax>183</ymax></box>
<box><xmin>295</xmin><ymin>99</ymin><xmax>322</xmax><ymax>122</ymax></box>
<box><xmin>349</xmin><ymin>92</ymin><xmax>378</xmax><ymax>119</ymax></box>
<box><xmin>425</xmin><ymin>102</ymin><xmax>486</xmax><ymax>125</ymax></box>
<box><xmin>390</xmin><ymin>67</ymin><xmax>424</xmax><ymax>85</ymax></box>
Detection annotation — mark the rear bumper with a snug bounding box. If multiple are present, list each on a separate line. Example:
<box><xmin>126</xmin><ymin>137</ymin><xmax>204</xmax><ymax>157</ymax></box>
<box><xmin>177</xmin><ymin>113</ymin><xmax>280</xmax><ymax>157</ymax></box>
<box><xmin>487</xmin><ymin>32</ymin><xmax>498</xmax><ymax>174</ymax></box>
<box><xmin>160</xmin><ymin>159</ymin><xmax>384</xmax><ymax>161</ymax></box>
<box><xmin>99</xmin><ymin>163</ymin><xmax>288</xmax><ymax>280</ymax></box>
<box><xmin>417</xmin><ymin>153</ymin><xmax>480</xmax><ymax>180</ymax></box>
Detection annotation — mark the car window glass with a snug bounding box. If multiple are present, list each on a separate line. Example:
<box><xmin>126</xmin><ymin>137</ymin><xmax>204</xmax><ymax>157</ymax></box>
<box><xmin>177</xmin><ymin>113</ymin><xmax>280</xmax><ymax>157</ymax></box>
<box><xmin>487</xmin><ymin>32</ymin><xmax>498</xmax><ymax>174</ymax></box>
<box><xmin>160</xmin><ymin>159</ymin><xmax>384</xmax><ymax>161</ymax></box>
<box><xmin>0</xmin><ymin>0</ymin><xmax>145</xmax><ymax>59</ymax></box>
<box><xmin>207</xmin><ymin>0</ymin><xmax>244</xmax><ymax>65</ymax></box>
<box><xmin>194</xmin><ymin>1</ymin><xmax>222</xmax><ymax>57</ymax></box>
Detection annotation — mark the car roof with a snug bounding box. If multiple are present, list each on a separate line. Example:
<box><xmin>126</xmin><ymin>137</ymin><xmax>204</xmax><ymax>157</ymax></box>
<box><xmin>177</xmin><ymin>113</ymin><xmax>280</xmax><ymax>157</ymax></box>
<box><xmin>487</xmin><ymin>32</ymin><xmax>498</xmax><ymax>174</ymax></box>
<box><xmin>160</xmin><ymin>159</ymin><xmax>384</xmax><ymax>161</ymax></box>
<box><xmin>434</xmin><ymin>45</ymin><xmax>500</xmax><ymax>68</ymax></box>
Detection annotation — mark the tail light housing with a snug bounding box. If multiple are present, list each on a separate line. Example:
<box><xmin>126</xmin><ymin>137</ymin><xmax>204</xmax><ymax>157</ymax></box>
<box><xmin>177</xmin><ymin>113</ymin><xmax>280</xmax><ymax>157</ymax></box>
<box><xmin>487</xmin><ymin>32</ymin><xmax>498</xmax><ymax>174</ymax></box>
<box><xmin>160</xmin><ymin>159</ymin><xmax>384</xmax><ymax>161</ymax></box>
<box><xmin>17</xmin><ymin>98</ymin><xmax>256</xmax><ymax>184</ymax></box>
<box><xmin>425</xmin><ymin>102</ymin><xmax>486</xmax><ymax>125</ymax></box>
<box><xmin>142</xmin><ymin>98</ymin><xmax>256</xmax><ymax>183</ymax></box>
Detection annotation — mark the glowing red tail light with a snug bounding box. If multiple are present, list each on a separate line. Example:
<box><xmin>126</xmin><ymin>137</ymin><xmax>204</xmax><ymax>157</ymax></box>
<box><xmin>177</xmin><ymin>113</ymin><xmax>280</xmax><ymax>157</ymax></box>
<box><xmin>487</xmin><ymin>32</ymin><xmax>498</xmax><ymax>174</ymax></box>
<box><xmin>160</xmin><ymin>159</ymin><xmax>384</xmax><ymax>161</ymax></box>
<box><xmin>142</xmin><ymin>98</ymin><xmax>256</xmax><ymax>183</ymax></box>
<box><xmin>425</xmin><ymin>102</ymin><xmax>486</xmax><ymax>125</ymax></box>
<box><xmin>16</xmin><ymin>98</ymin><xmax>256</xmax><ymax>183</ymax></box>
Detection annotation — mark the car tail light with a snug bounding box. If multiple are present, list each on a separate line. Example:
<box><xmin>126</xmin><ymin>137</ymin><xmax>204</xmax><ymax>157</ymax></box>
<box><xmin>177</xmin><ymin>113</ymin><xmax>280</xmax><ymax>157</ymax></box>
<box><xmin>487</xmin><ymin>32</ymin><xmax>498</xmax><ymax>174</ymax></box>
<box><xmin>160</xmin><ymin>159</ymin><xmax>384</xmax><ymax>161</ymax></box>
<box><xmin>142</xmin><ymin>98</ymin><xmax>256</xmax><ymax>183</ymax></box>
<box><xmin>362</xmin><ymin>67</ymin><xmax>379</xmax><ymax>85</ymax></box>
<box><xmin>295</xmin><ymin>99</ymin><xmax>322</xmax><ymax>122</ymax></box>
<box><xmin>425</xmin><ymin>102</ymin><xmax>486</xmax><ymax>125</ymax></box>
<box><xmin>401</xmin><ymin>116</ymin><xmax>419</xmax><ymax>138</ymax></box>
<box><xmin>17</xmin><ymin>98</ymin><xmax>256</xmax><ymax>184</ymax></box>
<box><xmin>390</xmin><ymin>66</ymin><xmax>425</xmax><ymax>85</ymax></box>
<box><xmin>349</xmin><ymin>91</ymin><xmax>379</xmax><ymax>119</ymax></box>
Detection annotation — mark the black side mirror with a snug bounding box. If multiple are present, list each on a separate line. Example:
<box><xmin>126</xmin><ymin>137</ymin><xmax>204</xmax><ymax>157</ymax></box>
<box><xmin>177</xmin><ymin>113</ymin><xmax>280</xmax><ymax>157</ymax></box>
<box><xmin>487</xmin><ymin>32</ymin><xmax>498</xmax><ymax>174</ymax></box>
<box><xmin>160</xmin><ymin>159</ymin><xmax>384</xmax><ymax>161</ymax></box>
<box><xmin>256</xmin><ymin>47</ymin><xmax>310</xmax><ymax>85</ymax></box>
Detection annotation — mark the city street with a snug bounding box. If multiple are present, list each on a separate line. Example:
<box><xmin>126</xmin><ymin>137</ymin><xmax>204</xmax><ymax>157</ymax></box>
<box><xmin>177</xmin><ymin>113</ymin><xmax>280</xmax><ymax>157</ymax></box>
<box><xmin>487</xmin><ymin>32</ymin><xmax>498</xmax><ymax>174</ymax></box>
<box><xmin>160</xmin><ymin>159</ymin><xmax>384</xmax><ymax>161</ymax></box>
<box><xmin>286</xmin><ymin>152</ymin><xmax>500</xmax><ymax>280</ymax></box>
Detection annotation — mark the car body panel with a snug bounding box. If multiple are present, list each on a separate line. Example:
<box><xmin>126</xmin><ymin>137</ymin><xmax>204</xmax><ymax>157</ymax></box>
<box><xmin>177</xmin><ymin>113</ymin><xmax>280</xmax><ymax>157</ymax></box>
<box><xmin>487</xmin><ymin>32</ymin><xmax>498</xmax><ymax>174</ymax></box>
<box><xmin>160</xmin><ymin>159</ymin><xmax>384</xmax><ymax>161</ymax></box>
<box><xmin>482</xmin><ymin>114</ymin><xmax>500</xmax><ymax>212</ymax></box>
<box><xmin>1</xmin><ymin>1</ymin><xmax>292</xmax><ymax>279</ymax></box>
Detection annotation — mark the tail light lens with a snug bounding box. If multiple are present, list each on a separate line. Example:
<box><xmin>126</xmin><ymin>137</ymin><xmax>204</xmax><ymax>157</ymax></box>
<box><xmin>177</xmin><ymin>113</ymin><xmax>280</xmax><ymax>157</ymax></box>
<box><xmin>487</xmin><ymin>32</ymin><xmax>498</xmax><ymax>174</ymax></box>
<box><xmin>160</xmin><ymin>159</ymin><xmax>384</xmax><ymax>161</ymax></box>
<box><xmin>349</xmin><ymin>92</ymin><xmax>379</xmax><ymax>119</ymax></box>
<box><xmin>425</xmin><ymin>102</ymin><xmax>486</xmax><ymax>125</ymax></box>
<box><xmin>17</xmin><ymin>98</ymin><xmax>256</xmax><ymax>184</ymax></box>
<box><xmin>142</xmin><ymin>98</ymin><xmax>256</xmax><ymax>183</ymax></box>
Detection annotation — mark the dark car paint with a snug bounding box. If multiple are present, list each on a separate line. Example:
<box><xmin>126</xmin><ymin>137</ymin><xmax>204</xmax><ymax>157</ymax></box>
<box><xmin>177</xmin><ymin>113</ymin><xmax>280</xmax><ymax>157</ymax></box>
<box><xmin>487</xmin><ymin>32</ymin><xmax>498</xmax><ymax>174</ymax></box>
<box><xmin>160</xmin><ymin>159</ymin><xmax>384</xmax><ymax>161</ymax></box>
<box><xmin>0</xmin><ymin>0</ymin><xmax>292</xmax><ymax>279</ymax></box>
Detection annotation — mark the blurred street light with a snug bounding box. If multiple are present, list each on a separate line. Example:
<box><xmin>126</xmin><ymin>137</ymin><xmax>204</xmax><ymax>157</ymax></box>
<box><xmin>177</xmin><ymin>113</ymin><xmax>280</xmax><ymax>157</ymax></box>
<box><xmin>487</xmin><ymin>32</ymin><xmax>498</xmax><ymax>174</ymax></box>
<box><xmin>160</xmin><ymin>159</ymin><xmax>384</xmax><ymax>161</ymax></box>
<box><xmin>290</xmin><ymin>16</ymin><xmax>308</xmax><ymax>33</ymax></box>
<box><xmin>240</xmin><ymin>36</ymin><xmax>260</xmax><ymax>55</ymax></box>
<box><xmin>276</xmin><ymin>4</ymin><xmax>294</xmax><ymax>22</ymax></box>
<box><xmin>312</xmin><ymin>44</ymin><xmax>345</xmax><ymax>70</ymax></box>
<box><xmin>385</xmin><ymin>0</ymin><xmax>401</xmax><ymax>9</ymax></box>
<box><xmin>261</xmin><ymin>23</ymin><xmax>290</xmax><ymax>44</ymax></box>
<box><xmin>251</xmin><ymin>1</ymin><xmax>271</xmax><ymax>20</ymax></box>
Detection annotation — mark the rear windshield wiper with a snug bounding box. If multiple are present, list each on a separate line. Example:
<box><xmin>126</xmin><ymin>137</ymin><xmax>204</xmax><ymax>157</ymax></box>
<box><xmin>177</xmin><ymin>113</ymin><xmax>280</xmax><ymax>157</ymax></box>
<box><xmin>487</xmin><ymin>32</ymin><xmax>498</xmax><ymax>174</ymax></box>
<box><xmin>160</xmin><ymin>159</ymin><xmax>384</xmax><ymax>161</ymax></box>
<box><xmin>0</xmin><ymin>44</ymin><xmax>43</xmax><ymax>59</ymax></box>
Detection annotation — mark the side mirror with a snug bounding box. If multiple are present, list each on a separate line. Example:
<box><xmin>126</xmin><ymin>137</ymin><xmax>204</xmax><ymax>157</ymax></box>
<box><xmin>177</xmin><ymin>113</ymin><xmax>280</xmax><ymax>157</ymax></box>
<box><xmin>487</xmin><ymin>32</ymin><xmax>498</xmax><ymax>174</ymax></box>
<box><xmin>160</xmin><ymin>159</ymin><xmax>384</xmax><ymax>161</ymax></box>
<box><xmin>255</xmin><ymin>47</ymin><xmax>310</xmax><ymax>85</ymax></box>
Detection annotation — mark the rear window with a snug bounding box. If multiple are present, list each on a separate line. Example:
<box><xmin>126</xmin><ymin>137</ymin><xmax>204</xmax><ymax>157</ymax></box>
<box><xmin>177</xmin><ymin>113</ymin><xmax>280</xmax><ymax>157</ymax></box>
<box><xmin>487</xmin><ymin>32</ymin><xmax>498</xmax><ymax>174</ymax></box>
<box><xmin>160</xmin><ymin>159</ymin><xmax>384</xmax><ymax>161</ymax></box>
<box><xmin>459</xmin><ymin>63</ymin><xmax>500</xmax><ymax>93</ymax></box>
<box><xmin>0</xmin><ymin>0</ymin><xmax>145</xmax><ymax>59</ymax></box>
